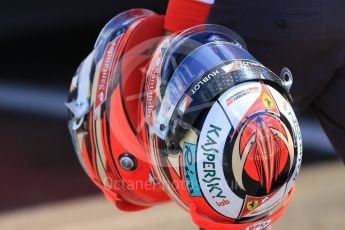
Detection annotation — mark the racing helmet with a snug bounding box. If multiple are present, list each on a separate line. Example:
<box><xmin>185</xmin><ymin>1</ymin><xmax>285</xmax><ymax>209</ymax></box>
<box><xmin>66</xmin><ymin>8</ymin><xmax>303</xmax><ymax>230</ymax></box>
<box><xmin>66</xmin><ymin>9</ymin><xmax>170</xmax><ymax>211</ymax></box>
<box><xmin>144</xmin><ymin>24</ymin><xmax>303</xmax><ymax>229</ymax></box>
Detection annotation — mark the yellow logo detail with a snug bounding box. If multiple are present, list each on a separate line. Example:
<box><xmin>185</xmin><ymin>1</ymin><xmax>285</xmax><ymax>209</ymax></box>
<box><xmin>262</xmin><ymin>93</ymin><xmax>275</xmax><ymax>109</ymax></box>
<box><xmin>247</xmin><ymin>200</ymin><xmax>259</xmax><ymax>211</ymax></box>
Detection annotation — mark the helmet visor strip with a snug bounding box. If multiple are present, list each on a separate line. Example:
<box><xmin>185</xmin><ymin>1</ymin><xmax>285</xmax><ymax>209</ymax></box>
<box><xmin>152</xmin><ymin>41</ymin><xmax>255</xmax><ymax>139</ymax></box>
<box><xmin>152</xmin><ymin>44</ymin><xmax>285</xmax><ymax>141</ymax></box>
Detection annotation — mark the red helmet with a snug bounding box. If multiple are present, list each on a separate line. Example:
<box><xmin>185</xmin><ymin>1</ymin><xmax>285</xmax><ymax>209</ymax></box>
<box><xmin>67</xmin><ymin>9</ymin><xmax>302</xmax><ymax>230</ymax></box>
<box><xmin>66</xmin><ymin>9</ymin><xmax>170</xmax><ymax>211</ymax></box>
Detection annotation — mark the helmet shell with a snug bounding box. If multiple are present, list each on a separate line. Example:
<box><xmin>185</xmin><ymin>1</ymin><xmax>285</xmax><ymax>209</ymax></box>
<box><xmin>144</xmin><ymin>25</ymin><xmax>302</xmax><ymax>224</ymax></box>
<box><xmin>67</xmin><ymin>9</ymin><xmax>170</xmax><ymax>211</ymax></box>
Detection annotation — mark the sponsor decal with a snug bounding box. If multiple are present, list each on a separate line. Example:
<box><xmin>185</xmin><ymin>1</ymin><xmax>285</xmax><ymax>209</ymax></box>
<box><xmin>222</xmin><ymin>62</ymin><xmax>239</xmax><ymax>73</ymax></box>
<box><xmin>262</xmin><ymin>93</ymin><xmax>275</xmax><ymax>109</ymax></box>
<box><xmin>183</xmin><ymin>143</ymin><xmax>202</xmax><ymax>197</ymax></box>
<box><xmin>238</xmin><ymin>60</ymin><xmax>265</xmax><ymax>69</ymax></box>
<box><xmin>249</xmin><ymin>196</ymin><xmax>281</xmax><ymax>216</ymax></box>
<box><xmin>221</xmin><ymin>60</ymin><xmax>265</xmax><ymax>74</ymax></box>
<box><xmin>226</xmin><ymin>86</ymin><xmax>260</xmax><ymax>106</ymax></box>
<box><xmin>197</xmin><ymin>102</ymin><xmax>244</xmax><ymax>218</ymax></box>
<box><xmin>238</xmin><ymin>188</ymin><xmax>284</xmax><ymax>218</ymax></box>
<box><xmin>216</xmin><ymin>199</ymin><xmax>230</xmax><ymax>208</ymax></box>
<box><xmin>188</xmin><ymin>59</ymin><xmax>265</xmax><ymax>99</ymax></box>
<box><xmin>218</xmin><ymin>82</ymin><xmax>263</xmax><ymax>130</ymax></box>
<box><xmin>191</xmin><ymin>70</ymin><xmax>220</xmax><ymax>95</ymax></box>
<box><xmin>145</xmin><ymin>51</ymin><xmax>162</xmax><ymax>126</ymax></box>
<box><xmin>94</xmin><ymin>35</ymin><xmax>123</xmax><ymax>109</ymax></box>
<box><xmin>200</xmin><ymin>124</ymin><xmax>227</xmax><ymax>200</ymax></box>
<box><xmin>246</xmin><ymin>200</ymin><xmax>259</xmax><ymax>211</ymax></box>
<box><xmin>245</xmin><ymin>219</ymin><xmax>272</xmax><ymax>230</ymax></box>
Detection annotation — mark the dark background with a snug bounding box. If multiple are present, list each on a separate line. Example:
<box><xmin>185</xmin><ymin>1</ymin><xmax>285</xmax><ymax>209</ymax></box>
<box><xmin>0</xmin><ymin>0</ymin><xmax>338</xmax><ymax>213</ymax></box>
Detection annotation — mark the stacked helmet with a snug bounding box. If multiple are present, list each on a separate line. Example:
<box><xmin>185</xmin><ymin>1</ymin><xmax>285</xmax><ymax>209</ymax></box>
<box><xmin>67</xmin><ymin>8</ymin><xmax>302</xmax><ymax>230</ymax></box>
<box><xmin>66</xmin><ymin>9</ymin><xmax>170</xmax><ymax>211</ymax></box>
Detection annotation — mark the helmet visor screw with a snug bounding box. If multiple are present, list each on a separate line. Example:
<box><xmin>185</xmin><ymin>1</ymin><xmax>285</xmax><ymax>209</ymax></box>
<box><xmin>119</xmin><ymin>153</ymin><xmax>137</xmax><ymax>171</ymax></box>
<box><xmin>160</xmin><ymin>124</ymin><xmax>165</xmax><ymax>131</ymax></box>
